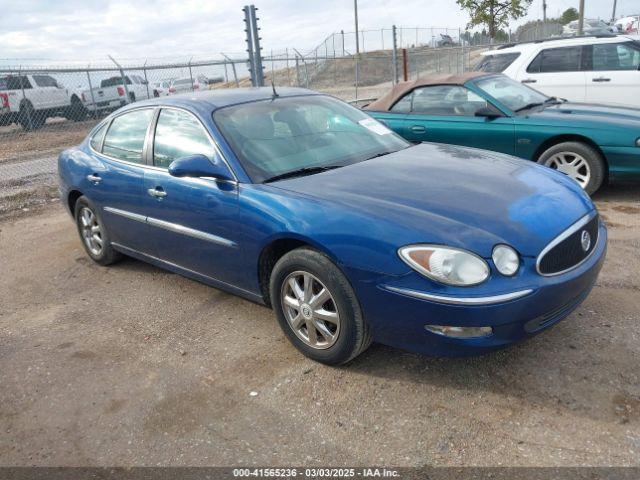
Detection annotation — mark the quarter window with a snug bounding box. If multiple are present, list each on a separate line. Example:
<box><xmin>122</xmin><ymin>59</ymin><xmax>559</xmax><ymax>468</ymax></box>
<box><xmin>527</xmin><ymin>46</ymin><xmax>584</xmax><ymax>73</ymax></box>
<box><xmin>102</xmin><ymin>109</ymin><xmax>154</xmax><ymax>163</ymax></box>
<box><xmin>410</xmin><ymin>85</ymin><xmax>487</xmax><ymax>116</ymax></box>
<box><xmin>153</xmin><ymin>109</ymin><xmax>216</xmax><ymax>168</ymax></box>
<box><xmin>591</xmin><ymin>42</ymin><xmax>640</xmax><ymax>71</ymax></box>
<box><xmin>89</xmin><ymin>123</ymin><xmax>108</xmax><ymax>151</ymax></box>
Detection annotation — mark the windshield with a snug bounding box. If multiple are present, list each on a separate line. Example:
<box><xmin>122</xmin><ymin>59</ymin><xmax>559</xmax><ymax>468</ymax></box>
<box><xmin>475</xmin><ymin>76</ymin><xmax>548</xmax><ymax>112</ymax></box>
<box><xmin>213</xmin><ymin>95</ymin><xmax>409</xmax><ymax>183</ymax></box>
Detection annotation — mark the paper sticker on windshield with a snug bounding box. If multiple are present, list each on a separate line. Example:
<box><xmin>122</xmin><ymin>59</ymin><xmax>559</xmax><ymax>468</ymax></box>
<box><xmin>358</xmin><ymin>118</ymin><xmax>392</xmax><ymax>135</ymax></box>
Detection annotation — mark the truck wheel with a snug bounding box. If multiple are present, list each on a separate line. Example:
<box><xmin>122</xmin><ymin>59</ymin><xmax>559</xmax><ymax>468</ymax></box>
<box><xmin>67</xmin><ymin>96</ymin><xmax>87</xmax><ymax>121</ymax></box>
<box><xmin>153</xmin><ymin>90</ymin><xmax>160</xmax><ymax>98</ymax></box>
<box><xmin>129</xmin><ymin>92</ymin><xmax>136</xmax><ymax>103</ymax></box>
<box><xmin>18</xmin><ymin>102</ymin><xmax>45</xmax><ymax>131</ymax></box>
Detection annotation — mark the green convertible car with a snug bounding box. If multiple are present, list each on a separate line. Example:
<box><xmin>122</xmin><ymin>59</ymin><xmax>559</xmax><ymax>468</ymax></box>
<box><xmin>365</xmin><ymin>72</ymin><xmax>640</xmax><ymax>194</ymax></box>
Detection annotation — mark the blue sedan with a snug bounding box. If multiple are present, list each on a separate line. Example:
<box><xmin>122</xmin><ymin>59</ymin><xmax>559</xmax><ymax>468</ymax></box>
<box><xmin>58</xmin><ymin>88</ymin><xmax>607</xmax><ymax>364</ymax></box>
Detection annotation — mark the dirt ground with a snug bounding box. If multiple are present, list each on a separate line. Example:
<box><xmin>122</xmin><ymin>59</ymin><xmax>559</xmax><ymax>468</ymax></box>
<box><xmin>0</xmin><ymin>185</ymin><xmax>639</xmax><ymax>467</ymax></box>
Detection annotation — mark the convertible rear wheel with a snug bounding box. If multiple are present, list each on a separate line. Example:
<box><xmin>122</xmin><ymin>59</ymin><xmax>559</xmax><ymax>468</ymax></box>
<box><xmin>74</xmin><ymin>196</ymin><xmax>121</xmax><ymax>266</ymax></box>
<box><xmin>270</xmin><ymin>247</ymin><xmax>372</xmax><ymax>365</ymax></box>
<box><xmin>537</xmin><ymin>142</ymin><xmax>605</xmax><ymax>195</ymax></box>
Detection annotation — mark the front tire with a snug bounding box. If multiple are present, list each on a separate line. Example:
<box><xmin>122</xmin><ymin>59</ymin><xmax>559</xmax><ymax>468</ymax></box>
<box><xmin>537</xmin><ymin>141</ymin><xmax>605</xmax><ymax>195</ymax></box>
<box><xmin>67</xmin><ymin>96</ymin><xmax>87</xmax><ymax>121</ymax></box>
<box><xmin>74</xmin><ymin>196</ymin><xmax>121</xmax><ymax>266</ymax></box>
<box><xmin>270</xmin><ymin>248</ymin><xmax>372</xmax><ymax>365</ymax></box>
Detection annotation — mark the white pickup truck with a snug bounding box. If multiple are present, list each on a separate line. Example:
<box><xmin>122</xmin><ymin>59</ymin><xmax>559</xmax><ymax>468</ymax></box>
<box><xmin>0</xmin><ymin>74</ymin><xmax>86</xmax><ymax>130</ymax></box>
<box><xmin>81</xmin><ymin>74</ymin><xmax>151</xmax><ymax>113</ymax></box>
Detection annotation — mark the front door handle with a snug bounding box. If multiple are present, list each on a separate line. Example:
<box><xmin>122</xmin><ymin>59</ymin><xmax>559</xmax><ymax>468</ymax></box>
<box><xmin>410</xmin><ymin>125</ymin><xmax>427</xmax><ymax>133</ymax></box>
<box><xmin>147</xmin><ymin>187</ymin><xmax>167</xmax><ymax>199</ymax></box>
<box><xmin>592</xmin><ymin>77</ymin><xmax>611</xmax><ymax>82</ymax></box>
<box><xmin>521</xmin><ymin>78</ymin><xmax>537</xmax><ymax>84</ymax></box>
<box><xmin>87</xmin><ymin>174</ymin><xmax>101</xmax><ymax>184</ymax></box>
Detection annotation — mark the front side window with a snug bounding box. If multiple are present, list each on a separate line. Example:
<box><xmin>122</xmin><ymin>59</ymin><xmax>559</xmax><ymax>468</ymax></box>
<box><xmin>592</xmin><ymin>42</ymin><xmax>640</xmax><ymax>71</ymax></box>
<box><xmin>476</xmin><ymin>76</ymin><xmax>548</xmax><ymax>112</ymax></box>
<box><xmin>527</xmin><ymin>46</ymin><xmax>584</xmax><ymax>73</ymax></box>
<box><xmin>33</xmin><ymin>75</ymin><xmax>58</xmax><ymax>87</ymax></box>
<box><xmin>102</xmin><ymin>109</ymin><xmax>154</xmax><ymax>163</ymax></box>
<box><xmin>153</xmin><ymin>109</ymin><xmax>216</xmax><ymax>168</ymax></box>
<box><xmin>214</xmin><ymin>95</ymin><xmax>409</xmax><ymax>183</ymax></box>
<box><xmin>474</xmin><ymin>53</ymin><xmax>521</xmax><ymax>73</ymax></box>
<box><xmin>410</xmin><ymin>85</ymin><xmax>487</xmax><ymax>116</ymax></box>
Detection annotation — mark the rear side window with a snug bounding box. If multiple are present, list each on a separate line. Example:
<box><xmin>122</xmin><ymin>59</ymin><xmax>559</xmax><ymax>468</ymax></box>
<box><xmin>102</xmin><ymin>109</ymin><xmax>154</xmax><ymax>163</ymax></box>
<box><xmin>390</xmin><ymin>92</ymin><xmax>413</xmax><ymax>113</ymax></box>
<box><xmin>153</xmin><ymin>109</ymin><xmax>215</xmax><ymax>168</ymax></box>
<box><xmin>591</xmin><ymin>42</ymin><xmax>640</xmax><ymax>71</ymax></box>
<box><xmin>474</xmin><ymin>53</ymin><xmax>520</xmax><ymax>72</ymax></box>
<box><xmin>1</xmin><ymin>76</ymin><xmax>32</xmax><ymax>90</ymax></box>
<box><xmin>527</xmin><ymin>46</ymin><xmax>584</xmax><ymax>73</ymax></box>
<box><xmin>90</xmin><ymin>123</ymin><xmax>108</xmax><ymax>151</ymax></box>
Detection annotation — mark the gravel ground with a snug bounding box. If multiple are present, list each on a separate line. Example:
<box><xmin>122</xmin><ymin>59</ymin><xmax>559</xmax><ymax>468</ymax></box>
<box><xmin>0</xmin><ymin>185</ymin><xmax>639</xmax><ymax>467</ymax></box>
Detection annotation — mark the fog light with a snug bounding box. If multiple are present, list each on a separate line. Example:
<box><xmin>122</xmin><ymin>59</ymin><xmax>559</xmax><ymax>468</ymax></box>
<box><xmin>492</xmin><ymin>244</ymin><xmax>520</xmax><ymax>277</ymax></box>
<box><xmin>425</xmin><ymin>325</ymin><xmax>493</xmax><ymax>338</ymax></box>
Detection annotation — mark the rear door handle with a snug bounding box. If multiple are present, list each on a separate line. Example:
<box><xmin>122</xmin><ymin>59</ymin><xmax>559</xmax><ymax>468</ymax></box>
<box><xmin>147</xmin><ymin>187</ymin><xmax>167</xmax><ymax>199</ymax></box>
<box><xmin>410</xmin><ymin>125</ymin><xmax>427</xmax><ymax>133</ymax></box>
<box><xmin>521</xmin><ymin>79</ymin><xmax>537</xmax><ymax>84</ymax></box>
<box><xmin>592</xmin><ymin>77</ymin><xmax>611</xmax><ymax>82</ymax></box>
<box><xmin>87</xmin><ymin>174</ymin><xmax>101</xmax><ymax>184</ymax></box>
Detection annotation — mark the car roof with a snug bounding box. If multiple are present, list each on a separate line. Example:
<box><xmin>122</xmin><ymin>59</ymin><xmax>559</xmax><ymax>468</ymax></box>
<box><xmin>483</xmin><ymin>34</ymin><xmax>637</xmax><ymax>55</ymax></box>
<box><xmin>118</xmin><ymin>87</ymin><xmax>321</xmax><ymax>112</ymax></box>
<box><xmin>364</xmin><ymin>72</ymin><xmax>493</xmax><ymax>111</ymax></box>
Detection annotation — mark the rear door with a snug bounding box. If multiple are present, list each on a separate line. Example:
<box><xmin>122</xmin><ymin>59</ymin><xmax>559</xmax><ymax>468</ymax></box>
<box><xmin>584</xmin><ymin>41</ymin><xmax>640</xmax><ymax>107</ymax></box>
<box><xmin>141</xmin><ymin>107</ymin><xmax>243</xmax><ymax>286</ymax></box>
<box><xmin>87</xmin><ymin>108</ymin><xmax>156</xmax><ymax>252</ymax></box>
<box><xmin>516</xmin><ymin>45</ymin><xmax>587</xmax><ymax>102</ymax></box>
<box><xmin>400</xmin><ymin>85</ymin><xmax>515</xmax><ymax>154</ymax></box>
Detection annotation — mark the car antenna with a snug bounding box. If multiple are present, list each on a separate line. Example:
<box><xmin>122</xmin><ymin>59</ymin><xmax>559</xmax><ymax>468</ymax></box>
<box><xmin>271</xmin><ymin>79</ymin><xmax>279</xmax><ymax>100</ymax></box>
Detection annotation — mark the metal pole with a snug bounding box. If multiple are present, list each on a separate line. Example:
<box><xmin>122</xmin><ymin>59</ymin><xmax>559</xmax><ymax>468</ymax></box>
<box><xmin>143</xmin><ymin>60</ymin><xmax>150</xmax><ymax>99</ymax></box>
<box><xmin>293</xmin><ymin>49</ymin><xmax>309</xmax><ymax>88</ymax></box>
<box><xmin>18</xmin><ymin>65</ymin><xmax>33</xmax><ymax>130</ymax></box>
<box><xmin>295</xmin><ymin>55</ymin><xmax>300</xmax><ymax>87</ymax></box>
<box><xmin>611</xmin><ymin>0</ymin><xmax>617</xmax><ymax>22</ymax></box>
<box><xmin>243</xmin><ymin>5</ymin><xmax>257</xmax><ymax>86</ymax></box>
<box><xmin>108</xmin><ymin>55</ymin><xmax>131</xmax><ymax>103</ymax></box>
<box><xmin>381</xmin><ymin>28</ymin><xmax>384</xmax><ymax>50</ymax></box>
<box><xmin>271</xmin><ymin>49</ymin><xmax>275</xmax><ymax>84</ymax></box>
<box><xmin>250</xmin><ymin>5</ymin><xmax>265</xmax><ymax>86</ymax></box>
<box><xmin>460</xmin><ymin>28</ymin><xmax>465</xmax><ymax>73</ymax></box>
<box><xmin>391</xmin><ymin>25</ymin><xmax>399</xmax><ymax>84</ymax></box>
<box><xmin>285</xmin><ymin>48</ymin><xmax>291</xmax><ymax>86</ymax></box>
<box><xmin>402</xmin><ymin>48</ymin><xmax>408</xmax><ymax>81</ymax></box>
<box><xmin>86</xmin><ymin>68</ymin><xmax>97</xmax><ymax>118</ymax></box>
<box><xmin>354</xmin><ymin>0</ymin><xmax>360</xmax><ymax>55</ymax></box>
<box><xmin>578</xmin><ymin>0</ymin><xmax>585</xmax><ymax>35</ymax></box>
<box><xmin>221</xmin><ymin>53</ymin><xmax>239</xmax><ymax>87</ymax></box>
<box><xmin>341</xmin><ymin>30</ymin><xmax>345</xmax><ymax>56</ymax></box>
<box><xmin>188</xmin><ymin>58</ymin><xmax>194</xmax><ymax>92</ymax></box>
<box><xmin>223</xmin><ymin>61</ymin><xmax>229</xmax><ymax>84</ymax></box>
<box><xmin>542</xmin><ymin>0</ymin><xmax>547</xmax><ymax>22</ymax></box>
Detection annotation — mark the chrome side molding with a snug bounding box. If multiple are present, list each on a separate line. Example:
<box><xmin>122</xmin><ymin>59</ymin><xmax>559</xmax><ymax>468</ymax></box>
<box><xmin>384</xmin><ymin>286</ymin><xmax>534</xmax><ymax>305</ymax></box>
<box><xmin>103</xmin><ymin>206</ymin><xmax>236</xmax><ymax>248</ymax></box>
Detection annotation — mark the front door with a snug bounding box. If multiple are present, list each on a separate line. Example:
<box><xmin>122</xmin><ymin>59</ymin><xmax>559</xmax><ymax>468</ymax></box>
<box><xmin>400</xmin><ymin>85</ymin><xmax>515</xmax><ymax>154</ymax></box>
<box><xmin>141</xmin><ymin>107</ymin><xmax>243</xmax><ymax>286</ymax></box>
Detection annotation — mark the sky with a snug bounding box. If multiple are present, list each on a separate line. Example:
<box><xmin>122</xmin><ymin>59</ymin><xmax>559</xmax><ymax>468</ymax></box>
<box><xmin>1</xmin><ymin>0</ymin><xmax>638</xmax><ymax>65</ymax></box>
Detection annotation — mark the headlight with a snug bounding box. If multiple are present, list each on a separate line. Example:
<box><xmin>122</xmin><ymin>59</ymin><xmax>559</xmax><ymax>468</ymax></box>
<box><xmin>398</xmin><ymin>245</ymin><xmax>489</xmax><ymax>286</ymax></box>
<box><xmin>492</xmin><ymin>244</ymin><xmax>520</xmax><ymax>276</ymax></box>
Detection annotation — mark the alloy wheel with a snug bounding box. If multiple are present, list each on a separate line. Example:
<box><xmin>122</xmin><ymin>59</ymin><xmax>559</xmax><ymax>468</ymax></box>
<box><xmin>79</xmin><ymin>207</ymin><xmax>103</xmax><ymax>256</ymax></box>
<box><xmin>281</xmin><ymin>271</ymin><xmax>341</xmax><ymax>349</ymax></box>
<box><xmin>543</xmin><ymin>152</ymin><xmax>591</xmax><ymax>189</ymax></box>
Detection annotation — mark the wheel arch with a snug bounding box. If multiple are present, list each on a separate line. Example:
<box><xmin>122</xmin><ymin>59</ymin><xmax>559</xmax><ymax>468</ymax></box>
<box><xmin>257</xmin><ymin>234</ymin><xmax>339</xmax><ymax>307</ymax></box>
<box><xmin>533</xmin><ymin>134</ymin><xmax>609</xmax><ymax>173</ymax></box>
<box><xmin>67</xmin><ymin>189</ymin><xmax>84</xmax><ymax>215</ymax></box>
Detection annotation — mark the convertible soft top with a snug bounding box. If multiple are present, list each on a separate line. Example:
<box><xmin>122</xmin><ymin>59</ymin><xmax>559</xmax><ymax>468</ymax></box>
<box><xmin>364</xmin><ymin>71</ymin><xmax>492</xmax><ymax>111</ymax></box>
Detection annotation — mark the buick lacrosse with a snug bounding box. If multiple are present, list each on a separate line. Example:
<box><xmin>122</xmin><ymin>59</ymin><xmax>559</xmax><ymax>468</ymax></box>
<box><xmin>58</xmin><ymin>88</ymin><xmax>607</xmax><ymax>364</ymax></box>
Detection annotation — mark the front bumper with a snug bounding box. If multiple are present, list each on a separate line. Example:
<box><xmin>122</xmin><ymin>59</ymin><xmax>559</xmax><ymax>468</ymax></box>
<box><xmin>350</xmin><ymin>222</ymin><xmax>607</xmax><ymax>356</ymax></box>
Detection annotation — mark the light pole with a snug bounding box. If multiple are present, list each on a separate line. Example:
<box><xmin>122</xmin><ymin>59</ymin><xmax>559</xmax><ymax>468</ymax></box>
<box><xmin>578</xmin><ymin>0</ymin><xmax>585</xmax><ymax>35</ymax></box>
<box><xmin>354</xmin><ymin>0</ymin><xmax>360</xmax><ymax>55</ymax></box>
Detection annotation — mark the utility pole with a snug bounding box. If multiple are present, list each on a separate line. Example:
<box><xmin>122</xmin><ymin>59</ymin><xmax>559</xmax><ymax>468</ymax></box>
<box><xmin>542</xmin><ymin>0</ymin><xmax>547</xmax><ymax>22</ymax></box>
<box><xmin>354</xmin><ymin>0</ymin><xmax>360</xmax><ymax>55</ymax></box>
<box><xmin>578</xmin><ymin>0</ymin><xmax>585</xmax><ymax>35</ymax></box>
<box><xmin>611</xmin><ymin>0</ymin><xmax>618</xmax><ymax>22</ymax></box>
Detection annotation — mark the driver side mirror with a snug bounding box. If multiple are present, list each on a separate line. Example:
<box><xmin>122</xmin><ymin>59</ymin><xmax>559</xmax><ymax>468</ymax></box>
<box><xmin>168</xmin><ymin>154</ymin><xmax>234</xmax><ymax>181</ymax></box>
<box><xmin>475</xmin><ymin>104</ymin><xmax>504</xmax><ymax>119</ymax></box>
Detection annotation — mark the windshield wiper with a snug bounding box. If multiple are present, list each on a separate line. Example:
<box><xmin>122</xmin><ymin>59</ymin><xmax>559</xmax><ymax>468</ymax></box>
<box><xmin>544</xmin><ymin>96</ymin><xmax>566</xmax><ymax>105</ymax></box>
<box><xmin>263</xmin><ymin>165</ymin><xmax>342</xmax><ymax>183</ymax></box>
<box><xmin>514</xmin><ymin>102</ymin><xmax>545</xmax><ymax>112</ymax></box>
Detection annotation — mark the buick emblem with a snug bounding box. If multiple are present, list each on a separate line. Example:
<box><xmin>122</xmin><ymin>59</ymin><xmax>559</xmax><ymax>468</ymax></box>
<box><xmin>580</xmin><ymin>230</ymin><xmax>591</xmax><ymax>252</ymax></box>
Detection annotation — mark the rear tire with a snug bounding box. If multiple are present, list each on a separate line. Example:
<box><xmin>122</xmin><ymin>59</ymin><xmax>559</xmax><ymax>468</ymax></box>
<box><xmin>18</xmin><ymin>102</ymin><xmax>45</xmax><ymax>131</ymax></box>
<box><xmin>537</xmin><ymin>141</ymin><xmax>605</xmax><ymax>195</ymax></box>
<box><xmin>270</xmin><ymin>247</ymin><xmax>372</xmax><ymax>365</ymax></box>
<box><xmin>74</xmin><ymin>196</ymin><xmax>121</xmax><ymax>266</ymax></box>
<box><xmin>67</xmin><ymin>96</ymin><xmax>87</xmax><ymax>121</ymax></box>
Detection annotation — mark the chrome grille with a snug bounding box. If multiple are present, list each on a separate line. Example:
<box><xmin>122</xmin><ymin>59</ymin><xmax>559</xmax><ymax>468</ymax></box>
<box><xmin>537</xmin><ymin>213</ymin><xmax>599</xmax><ymax>276</ymax></box>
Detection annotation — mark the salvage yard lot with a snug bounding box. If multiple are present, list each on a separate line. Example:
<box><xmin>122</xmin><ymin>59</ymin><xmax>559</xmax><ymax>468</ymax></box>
<box><xmin>1</xmin><ymin>187</ymin><xmax>639</xmax><ymax>466</ymax></box>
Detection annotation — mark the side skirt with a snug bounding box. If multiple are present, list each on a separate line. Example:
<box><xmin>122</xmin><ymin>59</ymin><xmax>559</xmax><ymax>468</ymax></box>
<box><xmin>111</xmin><ymin>242</ymin><xmax>266</xmax><ymax>305</ymax></box>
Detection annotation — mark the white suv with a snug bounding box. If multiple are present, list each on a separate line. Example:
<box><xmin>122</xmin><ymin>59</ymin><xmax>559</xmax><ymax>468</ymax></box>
<box><xmin>476</xmin><ymin>35</ymin><xmax>640</xmax><ymax>107</ymax></box>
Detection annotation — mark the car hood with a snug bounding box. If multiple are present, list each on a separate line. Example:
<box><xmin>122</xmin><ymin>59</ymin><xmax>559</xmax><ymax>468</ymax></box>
<box><xmin>271</xmin><ymin>143</ymin><xmax>595</xmax><ymax>257</ymax></box>
<box><xmin>528</xmin><ymin>102</ymin><xmax>640</xmax><ymax>128</ymax></box>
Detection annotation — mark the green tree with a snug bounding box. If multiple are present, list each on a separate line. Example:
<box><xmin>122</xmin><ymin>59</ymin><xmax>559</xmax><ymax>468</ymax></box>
<box><xmin>456</xmin><ymin>0</ymin><xmax>533</xmax><ymax>42</ymax></box>
<box><xmin>560</xmin><ymin>7</ymin><xmax>579</xmax><ymax>25</ymax></box>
